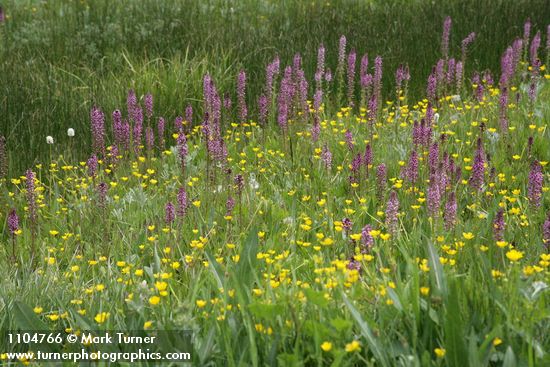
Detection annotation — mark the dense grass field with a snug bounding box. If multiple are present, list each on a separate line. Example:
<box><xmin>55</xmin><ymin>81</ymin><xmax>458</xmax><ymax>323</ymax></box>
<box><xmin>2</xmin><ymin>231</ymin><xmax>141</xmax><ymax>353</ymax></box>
<box><xmin>1</xmin><ymin>0</ymin><xmax>550</xmax><ymax>174</ymax></box>
<box><xmin>1</xmin><ymin>1</ymin><xmax>550</xmax><ymax>366</ymax></box>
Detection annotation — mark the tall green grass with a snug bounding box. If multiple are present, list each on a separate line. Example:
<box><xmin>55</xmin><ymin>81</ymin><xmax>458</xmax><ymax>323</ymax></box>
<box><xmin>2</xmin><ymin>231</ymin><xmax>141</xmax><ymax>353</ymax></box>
<box><xmin>0</xmin><ymin>0</ymin><xmax>549</xmax><ymax>173</ymax></box>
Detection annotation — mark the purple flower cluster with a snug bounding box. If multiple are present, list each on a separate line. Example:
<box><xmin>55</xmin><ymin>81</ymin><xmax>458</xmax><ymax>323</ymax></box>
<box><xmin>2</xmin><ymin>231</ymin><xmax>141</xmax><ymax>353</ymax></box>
<box><xmin>405</xmin><ymin>150</ymin><xmax>419</xmax><ymax>184</ymax></box>
<box><xmin>469</xmin><ymin>138</ymin><xmax>485</xmax><ymax>191</ymax></box>
<box><xmin>345</xmin><ymin>130</ymin><xmax>354</xmax><ymax>151</ymax></box>
<box><xmin>87</xmin><ymin>154</ymin><xmax>98</xmax><ymax>177</ymax></box>
<box><xmin>315</xmin><ymin>44</ymin><xmax>325</xmax><ymax>88</ymax></box>
<box><xmin>347</xmin><ymin>50</ymin><xmax>356</xmax><ymax>107</ymax></box>
<box><xmin>177</xmin><ymin>188</ymin><xmax>188</xmax><ymax>218</ymax></box>
<box><xmin>528</xmin><ymin>160</ymin><xmax>543</xmax><ymax>207</ymax></box>
<box><xmin>376</xmin><ymin>163</ymin><xmax>387</xmax><ymax>200</ymax></box>
<box><xmin>165</xmin><ymin>202</ymin><xmax>175</xmax><ymax>224</ymax></box>
<box><xmin>441</xmin><ymin>16</ymin><xmax>452</xmax><ymax>59</ymax></box>
<box><xmin>97</xmin><ymin>182</ymin><xmax>108</xmax><ymax>208</ymax></box>
<box><xmin>144</xmin><ymin>93</ymin><xmax>153</xmax><ymax>120</ymax></box>
<box><xmin>427</xmin><ymin>174</ymin><xmax>441</xmax><ymax>218</ymax></box>
<box><xmin>321</xmin><ymin>144</ymin><xmax>332</xmax><ymax>170</ymax></box>
<box><xmin>493</xmin><ymin>209</ymin><xmax>505</xmax><ymax>241</ymax></box>
<box><xmin>237</xmin><ymin>70</ymin><xmax>248</xmax><ymax>123</ymax></box>
<box><xmin>277</xmin><ymin>66</ymin><xmax>294</xmax><ymax>132</ymax></box>
<box><xmin>157</xmin><ymin>117</ymin><xmax>165</xmax><ymax>150</ymax></box>
<box><xmin>427</xmin><ymin>72</ymin><xmax>437</xmax><ymax>102</ymax></box>
<box><xmin>226</xmin><ymin>196</ymin><xmax>235</xmax><ymax>217</ymax></box>
<box><xmin>90</xmin><ymin>106</ymin><xmax>106</xmax><ymax>156</ymax></box>
<box><xmin>26</xmin><ymin>169</ymin><xmax>37</xmax><ymax>224</ymax></box>
<box><xmin>543</xmin><ymin>213</ymin><xmax>550</xmax><ymax>250</ymax></box>
<box><xmin>8</xmin><ymin>208</ymin><xmax>19</xmax><ymax>236</ymax></box>
<box><xmin>461</xmin><ymin>32</ymin><xmax>476</xmax><ymax>62</ymax></box>
<box><xmin>443</xmin><ymin>192</ymin><xmax>457</xmax><ymax>230</ymax></box>
<box><xmin>361</xmin><ymin>224</ymin><xmax>374</xmax><ymax>253</ymax></box>
<box><xmin>395</xmin><ymin>64</ymin><xmax>410</xmax><ymax>92</ymax></box>
<box><xmin>145</xmin><ymin>126</ymin><xmax>154</xmax><ymax>152</ymax></box>
<box><xmin>265</xmin><ymin>56</ymin><xmax>280</xmax><ymax>101</ymax></box>
<box><xmin>385</xmin><ymin>190</ymin><xmax>399</xmax><ymax>234</ymax></box>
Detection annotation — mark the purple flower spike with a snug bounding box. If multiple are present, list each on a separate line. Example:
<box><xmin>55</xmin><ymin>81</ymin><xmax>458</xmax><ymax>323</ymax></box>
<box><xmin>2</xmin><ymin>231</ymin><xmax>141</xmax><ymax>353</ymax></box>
<box><xmin>237</xmin><ymin>70</ymin><xmax>248</xmax><ymax>123</ymax></box>
<box><xmin>87</xmin><ymin>154</ymin><xmax>98</xmax><ymax>177</ymax></box>
<box><xmin>90</xmin><ymin>106</ymin><xmax>106</xmax><ymax>156</ymax></box>
<box><xmin>528</xmin><ymin>160</ymin><xmax>543</xmax><ymax>207</ymax></box>
<box><xmin>442</xmin><ymin>16</ymin><xmax>452</xmax><ymax>59</ymax></box>
<box><xmin>347</xmin><ymin>50</ymin><xmax>357</xmax><ymax>107</ymax></box>
<box><xmin>443</xmin><ymin>192</ymin><xmax>458</xmax><ymax>230</ymax></box>
<box><xmin>321</xmin><ymin>144</ymin><xmax>332</xmax><ymax>170</ymax></box>
<box><xmin>26</xmin><ymin>169</ymin><xmax>37</xmax><ymax>224</ymax></box>
<box><xmin>530</xmin><ymin>31</ymin><xmax>541</xmax><ymax>67</ymax></box>
<box><xmin>177</xmin><ymin>188</ymin><xmax>188</xmax><ymax>218</ymax></box>
<box><xmin>97</xmin><ymin>182</ymin><xmax>108</xmax><ymax>208</ymax></box>
<box><xmin>338</xmin><ymin>35</ymin><xmax>347</xmax><ymax>70</ymax></box>
<box><xmin>226</xmin><ymin>197</ymin><xmax>235</xmax><ymax>217</ymax></box>
<box><xmin>405</xmin><ymin>150</ymin><xmax>419</xmax><ymax>184</ymax></box>
<box><xmin>376</xmin><ymin>163</ymin><xmax>387</xmax><ymax>200</ymax></box>
<box><xmin>144</xmin><ymin>93</ymin><xmax>153</xmax><ymax>119</ymax></box>
<box><xmin>315</xmin><ymin>44</ymin><xmax>326</xmax><ymax>86</ymax></box>
<box><xmin>427</xmin><ymin>176</ymin><xmax>441</xmax><ymax>219</ymax></box>
<box><xmin>469</xmin><ymin>138</ymin><xmax>485</xmax><ymax>191</ymax></box>
<box><xmin>361</xmin><ymin>225</ymin><xmax>374</xmax><ymax>253</ymax></box>
<box><xmin>8</xmin><ymin>208</ymin><xmax>19</xmax><ymax>236</ymax></box>
<box><xmin>542</xmin><ymin>212</ymin><xmax>550</xmax><ymax>250</ymax></box>
<box><xmin>385</xmin><ymin>191</ymin><xmax>399</xmax><ymax>235</ymax></box>
<box><xmin>157</xmin><ymin>117</ymin><xmax>165</xmax><ymax>150</ymax></box>
<box><xmin>345</xmin><ymin>130</ymin><xmax>354</xmax><ymax>151</ymax></box>
<box><xmin>461</xmin><ymin>32</ymin><xmax>476</xmax><ymax>62</ymax></box>
<box><xmin>258</xmin><ymin>94</ymin><xmax>268</xmax><ymax>126</ymax></box>
<box><xmin>493</xmin><ymin>209</ymin><xmax>505</xmax><ymax>241</ymax></box>
<box><xmin>342</xmin><ymin>218</ymin><xmax>352</xmax><ymax>233</ymax></box>
<box><xmin>165</xmin><ymin>202</ymin><xmax>175</xmax><ymax>224</ymax></box>
<box><xmin>185</xmin><ymin>105</ymin><xmax>193</xmax><ymax>127</ymax></box>
<box><xmin>427</xmin><ymin>71</ymin><xmax>437</xmax><ymax>102</ymax></box>
<box><xmin>145</xmin><ymin>126</ymin><xmax>154</xmax><ymax>152</ymax></box>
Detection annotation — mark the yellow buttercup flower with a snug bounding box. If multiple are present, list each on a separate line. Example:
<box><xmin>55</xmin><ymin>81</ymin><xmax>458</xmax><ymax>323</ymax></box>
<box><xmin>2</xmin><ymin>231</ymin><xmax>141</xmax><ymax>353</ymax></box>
<box><xmin>505</xmin><ymin>249</ymin><xmax>523</xmax><ymax>262</ymax></box>
<box><xmin>462</xmin><ymin>232</ymin><xmax>474</xmax><ymax>240</ymax></box>
<box><xmin>196</xmin><ymin>300</ymin><xmax>207</xmax><ymax>308</ymax></box>
<box><xmin>320</xmin><ymin>341</ymin><xmax>332</xmax><ymax>352</ymax></box>
<box><xmin>345</xmin><ymin>340</ymin><xmax>361</xmax><ymax>353</ymax></box>
<box><xmin>94</xmin><ymin>312</ymin><xmax>110</xmax><ymax>324</ymax></box>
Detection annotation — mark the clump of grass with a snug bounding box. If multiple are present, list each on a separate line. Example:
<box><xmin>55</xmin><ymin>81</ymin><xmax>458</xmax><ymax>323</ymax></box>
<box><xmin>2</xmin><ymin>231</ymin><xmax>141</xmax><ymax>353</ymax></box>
<box><xmin>1</xmin><ymin>0</ymin><xmax>550</xmax><ymax>172</ymax></box>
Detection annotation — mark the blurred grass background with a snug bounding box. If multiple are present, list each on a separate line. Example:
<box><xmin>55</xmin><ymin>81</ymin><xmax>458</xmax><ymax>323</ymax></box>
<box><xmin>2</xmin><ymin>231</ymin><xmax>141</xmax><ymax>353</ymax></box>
<box><xmin>0</xmin><ymin>0</ymin><xmax>549</xmax><ymax>174</ymax></box>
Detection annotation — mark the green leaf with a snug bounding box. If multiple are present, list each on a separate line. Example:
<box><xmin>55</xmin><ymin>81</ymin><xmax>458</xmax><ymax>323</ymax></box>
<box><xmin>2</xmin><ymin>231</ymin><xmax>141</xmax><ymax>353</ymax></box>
<box><xmin>341</xmin><ymin>291</ymin><xmax>389</xmax><ymax>367</ymax></box>
<box><xmin>304</xmin><ymin>288</ymin><xmax>329</xmax><ymax>307</ymax></box>
<box><xmin>198</xmin><ymin>323</ymin><xmax>216</xmax><ymax>365</ymax></box>
<box><xmin>236</xmin><ymin>227</ymin><xmax>259</xmax><ymax>286</ymax></box>
<box><xmin>503</xmin><ymin>346</ymin><xmax>517</xmax><ymax>367</ymax></box>
<box><xmin>248</xmin><ymin>302</ymin><xmax>284</xmax><ymax>319</ymax></box>
<box><xmin>71</xmin><ymin>311</ymin><xmax>94</xmax><ymax>331</ymax></box>
<box><xmin>427</xmin><ymin>241</ymin><xmax>447</xmax><ymax>296</ymax></box>
<box><xmin>12</xmin><ymin>301</ymin><xmax>57</xmax><ymax>353</ymax></box>
<box><xmin>444</xmin><ymin>279</ymin><xmax>467</xmax><ymax>367</ymax></box>
<box><xmin>330</xmin><ymin>318</ymin><xmax>352</xmax><ymax>332</ymax></box>
<box><xmin>13</xmin><ymin>301</ymin><xmax>50</xmax><ymax>331</ymax></box>
<box><xmin>230</xmin><ymin>272</ymin><xmax>258</xmax><ymax>367</ymax></box>
<box><xmin>205</xmin><ymin>251</ymin><xmax>225</xmax><ymax>290</ymax></box>
<box><xmin>386</xmin><ymin>287</ymin><xmax>403</xmax><ymax>312</ymax></box>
